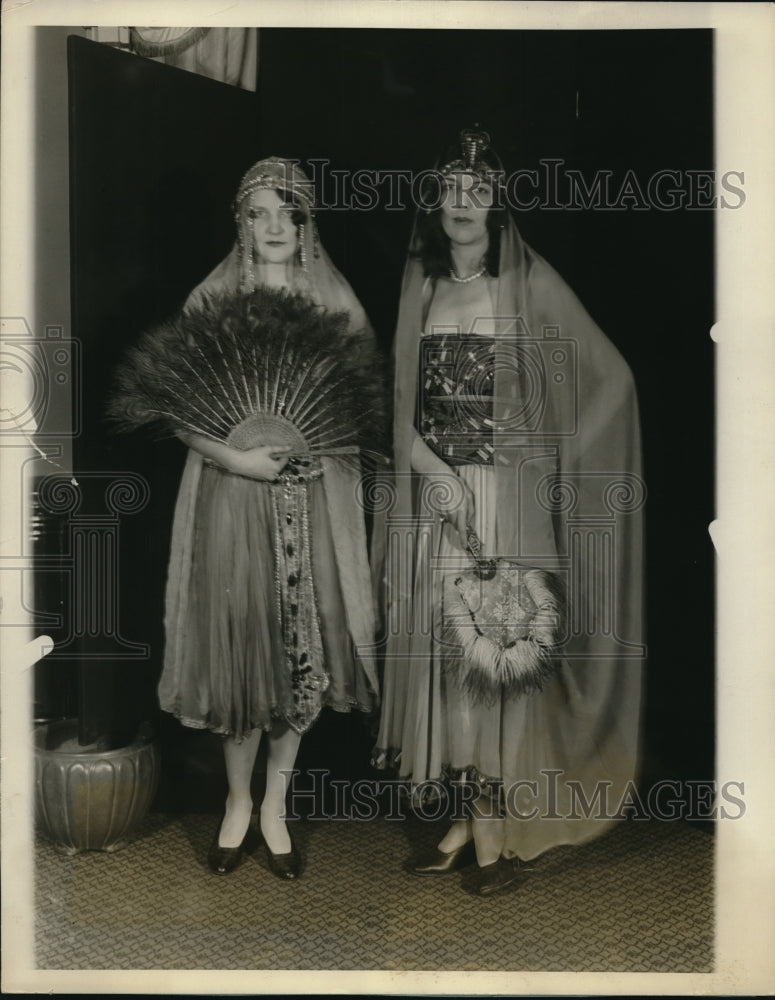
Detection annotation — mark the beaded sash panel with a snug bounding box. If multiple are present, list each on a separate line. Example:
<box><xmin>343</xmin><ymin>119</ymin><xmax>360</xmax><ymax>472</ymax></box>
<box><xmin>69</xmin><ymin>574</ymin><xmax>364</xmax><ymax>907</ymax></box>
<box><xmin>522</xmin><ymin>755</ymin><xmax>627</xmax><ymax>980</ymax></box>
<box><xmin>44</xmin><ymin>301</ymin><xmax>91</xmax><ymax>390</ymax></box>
<box><xmin>271</xmin><ymin>474</ymin><xmax>328</xmax><ymax>734</ymax></box>
<box><xmin>418</xmin><ymin>334</ymin><xmax>497</xmax><ymax>466</ymax></box>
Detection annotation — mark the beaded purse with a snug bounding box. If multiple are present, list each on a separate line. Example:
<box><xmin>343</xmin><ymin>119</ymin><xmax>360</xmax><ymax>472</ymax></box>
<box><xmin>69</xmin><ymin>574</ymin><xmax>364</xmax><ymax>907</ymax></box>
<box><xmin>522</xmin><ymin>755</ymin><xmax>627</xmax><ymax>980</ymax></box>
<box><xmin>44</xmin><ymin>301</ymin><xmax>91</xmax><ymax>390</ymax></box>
<box><xmin>442</xmin><ymin>525</ymin><xmax>567</xmax><ymax>702</ymax></box>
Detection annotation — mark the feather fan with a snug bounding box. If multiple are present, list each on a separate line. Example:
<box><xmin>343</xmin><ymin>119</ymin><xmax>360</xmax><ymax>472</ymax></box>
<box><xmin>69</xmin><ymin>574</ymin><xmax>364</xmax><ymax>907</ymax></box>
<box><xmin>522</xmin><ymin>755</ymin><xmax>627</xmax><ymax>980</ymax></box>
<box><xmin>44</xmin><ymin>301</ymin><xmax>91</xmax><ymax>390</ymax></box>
<box><xmin>108</xmin><ymin>286</ymin><xmax>388</xmax><ymax>466</ymax></box>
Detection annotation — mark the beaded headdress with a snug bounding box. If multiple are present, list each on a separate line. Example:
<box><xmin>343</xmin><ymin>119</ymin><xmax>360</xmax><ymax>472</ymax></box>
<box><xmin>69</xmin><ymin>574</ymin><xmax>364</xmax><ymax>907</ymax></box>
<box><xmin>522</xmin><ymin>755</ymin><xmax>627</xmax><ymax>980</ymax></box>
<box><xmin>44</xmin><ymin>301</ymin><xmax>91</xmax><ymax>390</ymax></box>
<box><xmin>439</xmin><ymin>127</ymin><xmax>502</xmax><ymax>185</ymax></box>
<box><xmin>234</xmin><ymin>156</ymin><xmax>315</xmax><ymax>213</ymax></box>
<box><xmin>233</xmin><ymin>157</ymin><xmax>317</xmax><ymax>290</ymax></box>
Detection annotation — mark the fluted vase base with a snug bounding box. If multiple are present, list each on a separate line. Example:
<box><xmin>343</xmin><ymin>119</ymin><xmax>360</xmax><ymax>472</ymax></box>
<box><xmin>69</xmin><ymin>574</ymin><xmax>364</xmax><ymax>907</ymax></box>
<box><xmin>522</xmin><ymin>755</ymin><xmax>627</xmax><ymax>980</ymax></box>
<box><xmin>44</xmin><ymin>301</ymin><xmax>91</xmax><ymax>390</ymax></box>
<box><xmin>34</xmin><ymin>719</ymin><xmax>160</xmax><ymax>854</ymax></box>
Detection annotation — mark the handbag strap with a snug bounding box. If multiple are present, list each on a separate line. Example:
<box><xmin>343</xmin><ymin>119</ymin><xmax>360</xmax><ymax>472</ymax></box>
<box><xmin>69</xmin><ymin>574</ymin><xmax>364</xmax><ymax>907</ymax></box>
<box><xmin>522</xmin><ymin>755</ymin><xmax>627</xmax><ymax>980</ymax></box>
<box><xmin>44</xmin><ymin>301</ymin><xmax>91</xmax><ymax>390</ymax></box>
<box><xmin>464</xmin><ymin>523</ymin><xmax>497</xmax><ymax>581</ymax></box>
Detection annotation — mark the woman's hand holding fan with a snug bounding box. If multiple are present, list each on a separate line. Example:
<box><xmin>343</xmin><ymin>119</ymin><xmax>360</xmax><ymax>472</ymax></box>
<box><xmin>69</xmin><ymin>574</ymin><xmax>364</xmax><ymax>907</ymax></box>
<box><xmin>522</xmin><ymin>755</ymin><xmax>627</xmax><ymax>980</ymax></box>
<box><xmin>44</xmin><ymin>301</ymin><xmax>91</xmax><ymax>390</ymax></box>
<box><xmin>231</xmin><ymin>444</ymin><xmax>292</xmax><ymax>481</ymax></box>
<box><xmin>175</xmin><ymin>430</ymin><xmax>292</xmax><ymax>481</ymax></box>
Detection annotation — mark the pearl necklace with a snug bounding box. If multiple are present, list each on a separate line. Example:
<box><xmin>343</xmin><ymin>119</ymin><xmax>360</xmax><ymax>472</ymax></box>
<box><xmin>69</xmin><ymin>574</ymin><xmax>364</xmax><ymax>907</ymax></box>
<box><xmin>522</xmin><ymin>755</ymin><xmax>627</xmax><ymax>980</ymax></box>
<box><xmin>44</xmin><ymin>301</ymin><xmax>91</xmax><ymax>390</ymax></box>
<box><xmin>449</xmin><ymin>265</ymin><xmax>487</xmax><ymax>284</ymax></box>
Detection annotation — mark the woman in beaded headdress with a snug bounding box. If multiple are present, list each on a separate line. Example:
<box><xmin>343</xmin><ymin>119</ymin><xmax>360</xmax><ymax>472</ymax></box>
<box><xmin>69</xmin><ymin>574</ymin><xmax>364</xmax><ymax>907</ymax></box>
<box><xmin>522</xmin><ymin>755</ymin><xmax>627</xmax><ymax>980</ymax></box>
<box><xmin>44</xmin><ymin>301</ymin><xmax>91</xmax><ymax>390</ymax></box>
<box><xmin>373</xmin><ymin>129</ymin><xmax>644</xmax><ymax>895</ymax></box>
<box><xmin>154</xmin><ymin>158</ymin><xmax>381</xmax><ymax>879</ymax></box>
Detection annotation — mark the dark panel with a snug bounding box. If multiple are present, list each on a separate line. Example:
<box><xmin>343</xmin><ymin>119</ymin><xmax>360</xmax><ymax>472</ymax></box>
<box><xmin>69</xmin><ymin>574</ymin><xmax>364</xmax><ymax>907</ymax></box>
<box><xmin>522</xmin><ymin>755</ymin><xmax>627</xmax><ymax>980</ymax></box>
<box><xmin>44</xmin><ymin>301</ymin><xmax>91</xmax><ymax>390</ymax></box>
<box><xmin>66</xmin><ymin>35</ymin><xmax>260</xmax><ymax>744</ymax></box>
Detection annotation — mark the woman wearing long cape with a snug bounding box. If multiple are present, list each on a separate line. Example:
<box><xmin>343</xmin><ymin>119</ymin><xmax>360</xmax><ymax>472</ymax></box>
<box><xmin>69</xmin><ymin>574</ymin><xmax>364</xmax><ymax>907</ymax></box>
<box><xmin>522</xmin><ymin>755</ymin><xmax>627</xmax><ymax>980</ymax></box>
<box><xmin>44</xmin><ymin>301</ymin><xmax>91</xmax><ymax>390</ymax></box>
<box><xmin>373</xmin><ymin>130</ymin><xmax>644</xmax><ymax>895</ymax></box>
<box><xmin>155</xmin><ymin>158</ymin><xmax>381</xmax><ymax>878</ymax></box>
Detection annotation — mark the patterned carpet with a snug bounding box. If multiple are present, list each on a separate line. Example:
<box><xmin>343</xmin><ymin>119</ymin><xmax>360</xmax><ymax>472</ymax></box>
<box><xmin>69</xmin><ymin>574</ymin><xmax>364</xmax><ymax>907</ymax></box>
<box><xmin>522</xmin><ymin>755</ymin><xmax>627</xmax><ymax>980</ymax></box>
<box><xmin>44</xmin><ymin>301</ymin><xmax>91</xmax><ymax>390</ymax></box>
<box><xmin>35</xmin><ymin>812</ymin><xmax>713</xmax><ymax>971</ymax></box>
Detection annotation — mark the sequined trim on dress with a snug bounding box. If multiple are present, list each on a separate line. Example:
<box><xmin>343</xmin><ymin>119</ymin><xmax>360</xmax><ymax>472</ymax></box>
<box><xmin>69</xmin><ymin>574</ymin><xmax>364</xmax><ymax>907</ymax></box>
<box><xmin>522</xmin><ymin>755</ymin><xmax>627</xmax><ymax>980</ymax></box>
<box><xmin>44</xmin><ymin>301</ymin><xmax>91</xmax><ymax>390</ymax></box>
<box><xmin>271</xmin><ymin>478</ymin><xmax>329</xmax><ymax>735</ymax></box>
<box><xmin>371</xmin><ymin>748</ymin><xmax>504</xmax><ymax>803</ymax></box>
<box><xmin>172</xmin><ymin>692</ymin><xmax>376</xmax><ymax>742</ymax></box>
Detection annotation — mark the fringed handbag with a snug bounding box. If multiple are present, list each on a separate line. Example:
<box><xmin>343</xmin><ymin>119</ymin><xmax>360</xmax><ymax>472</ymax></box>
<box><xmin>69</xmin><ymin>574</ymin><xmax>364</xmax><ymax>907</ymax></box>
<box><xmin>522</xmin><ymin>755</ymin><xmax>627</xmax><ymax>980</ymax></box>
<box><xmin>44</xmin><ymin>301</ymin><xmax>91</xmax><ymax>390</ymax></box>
<box><xmin>442</xmin><ymin>525</ymin><xmax>567</xmax><ymax>702</ymax></box>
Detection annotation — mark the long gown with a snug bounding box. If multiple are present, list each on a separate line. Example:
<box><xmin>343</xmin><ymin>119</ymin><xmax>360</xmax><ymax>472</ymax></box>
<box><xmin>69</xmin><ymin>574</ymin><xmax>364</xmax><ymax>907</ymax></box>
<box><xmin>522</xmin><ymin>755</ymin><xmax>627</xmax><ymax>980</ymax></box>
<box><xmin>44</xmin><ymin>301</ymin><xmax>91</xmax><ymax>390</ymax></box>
<box><xmin>375</xmin><ymin>221</ymin><xmax>644</xmax><ymax>863</ymax></box>
<box><xmin>375</xmin><ymin>327</ymin><xmax>534</xmax><ymax>791</ymax></box>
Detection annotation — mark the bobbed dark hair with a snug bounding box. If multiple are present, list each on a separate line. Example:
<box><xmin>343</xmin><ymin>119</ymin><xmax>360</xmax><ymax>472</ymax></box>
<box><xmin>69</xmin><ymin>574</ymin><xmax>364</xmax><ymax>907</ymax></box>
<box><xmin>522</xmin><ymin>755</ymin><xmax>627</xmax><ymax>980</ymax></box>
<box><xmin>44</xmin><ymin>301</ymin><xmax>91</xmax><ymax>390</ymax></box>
<box><xmin>412</xmin><ymin>198</ymin><xmax>506</xmax><ymax>279</ymax></box>
<box><xmin>411</xmin><ymin>136</ymin><xmax>508</xmax><ymax>279</ymax></box>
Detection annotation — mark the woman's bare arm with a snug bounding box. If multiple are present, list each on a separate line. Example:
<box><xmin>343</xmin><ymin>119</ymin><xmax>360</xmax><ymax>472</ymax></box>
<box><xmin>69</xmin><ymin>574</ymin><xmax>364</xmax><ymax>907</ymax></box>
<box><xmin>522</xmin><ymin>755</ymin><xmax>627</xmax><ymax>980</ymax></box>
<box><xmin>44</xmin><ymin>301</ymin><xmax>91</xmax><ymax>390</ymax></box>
<box><xmin>410</xmin><ymin>429</ymin><xmax>474</xmax><ymax>539</ymax></box>
<box><xmin>178</xmin><ymin>430</ymin><xmax>291</xmax><ymax>482</ymax></box>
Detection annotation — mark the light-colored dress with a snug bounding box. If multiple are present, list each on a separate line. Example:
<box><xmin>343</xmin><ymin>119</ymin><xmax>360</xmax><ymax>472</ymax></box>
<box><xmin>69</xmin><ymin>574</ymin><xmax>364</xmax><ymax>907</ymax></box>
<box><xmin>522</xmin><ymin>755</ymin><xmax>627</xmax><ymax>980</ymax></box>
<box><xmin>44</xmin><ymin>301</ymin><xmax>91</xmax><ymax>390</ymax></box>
<box><xmin>376</xmin><ymin>222</ymin><xmax>644</xmax><ymax>863</ymax></box>
<box><xmin>157</xmin><ymin>314</ymin><xmax>380</xmax><ymax>740</ymax></box>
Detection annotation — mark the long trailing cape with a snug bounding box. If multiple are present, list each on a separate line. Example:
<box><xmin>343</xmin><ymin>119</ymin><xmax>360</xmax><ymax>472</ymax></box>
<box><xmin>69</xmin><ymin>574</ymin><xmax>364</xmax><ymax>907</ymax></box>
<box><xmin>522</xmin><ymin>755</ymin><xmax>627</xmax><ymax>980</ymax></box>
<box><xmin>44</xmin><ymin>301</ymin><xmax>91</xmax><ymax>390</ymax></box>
<box><xmin>376</xmin><ymin>214</ymin><xmax>645</xmax><ymax>861</ymax></box>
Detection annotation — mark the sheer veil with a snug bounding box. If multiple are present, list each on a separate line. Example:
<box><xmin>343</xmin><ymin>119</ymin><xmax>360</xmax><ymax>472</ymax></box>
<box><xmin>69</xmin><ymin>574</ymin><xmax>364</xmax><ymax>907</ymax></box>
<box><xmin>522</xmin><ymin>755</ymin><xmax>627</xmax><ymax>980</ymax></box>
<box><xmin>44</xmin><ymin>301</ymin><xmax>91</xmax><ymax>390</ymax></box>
<box><xmin>378</xmin><ymin>132</ymin><xmax>644</xmax><ymax>860</ymax></box>
<box><xmin>184</xmin><ymin>157</ymin><xmax>372</xmax><ymax>342</ymax></box>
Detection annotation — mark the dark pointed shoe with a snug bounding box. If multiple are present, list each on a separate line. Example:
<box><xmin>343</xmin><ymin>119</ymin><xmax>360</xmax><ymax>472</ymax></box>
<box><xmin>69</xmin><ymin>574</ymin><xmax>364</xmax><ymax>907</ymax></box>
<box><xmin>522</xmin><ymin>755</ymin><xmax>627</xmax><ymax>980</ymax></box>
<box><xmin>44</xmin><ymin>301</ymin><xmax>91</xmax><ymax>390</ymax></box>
<box><xmin>410</xmin><ymin>839</ymin><xmax>477</xmax><ymax>876</ymax></box>
<box><xmin>473</xmin><ymin>856</ymin><xmax>522</xmax><ymax>896</ymax></box>
<box><xmin>207</xmin><ymin>824</ymin><xmax>258</xmax><ymax>876</ymax></box>
<box><xmin>264</xmin><ymin>828</ymin><xmax>302</xmax><ymax>881</ymax></box>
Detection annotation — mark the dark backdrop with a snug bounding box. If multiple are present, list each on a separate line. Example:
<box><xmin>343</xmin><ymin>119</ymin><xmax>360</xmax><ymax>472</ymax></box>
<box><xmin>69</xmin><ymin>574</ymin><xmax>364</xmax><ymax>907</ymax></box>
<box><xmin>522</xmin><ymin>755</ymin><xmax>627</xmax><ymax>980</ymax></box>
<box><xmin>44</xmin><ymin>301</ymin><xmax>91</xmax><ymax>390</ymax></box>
<box><xmin>42</xmin><ymin>35</ymin><xmax>260</xmax><ymax>746</ymax></box>
<box><xmin>42</xmin><ymin>28</ymin><xmax>713</xmax><ymax>799</ymax></box>
<box><xmin>256</xmin><ymin>29</ymin><xmax>715</xmax><ymax>788</ymax></box>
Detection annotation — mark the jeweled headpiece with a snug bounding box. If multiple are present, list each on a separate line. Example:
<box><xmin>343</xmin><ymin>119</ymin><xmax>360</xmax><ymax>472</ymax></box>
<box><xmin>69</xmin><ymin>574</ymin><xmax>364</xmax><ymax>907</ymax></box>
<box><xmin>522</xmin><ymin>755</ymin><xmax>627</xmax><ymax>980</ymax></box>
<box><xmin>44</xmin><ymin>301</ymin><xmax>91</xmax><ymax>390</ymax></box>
<box><xmin>233</xmin><ymin>157</ymin><xmax>318</xmax><ymax>291</ymax></box>
<box><xmin>234</xmin><ymin>156</ymin><xmax>315</xmax><ymax>215</ymax></box>
<box><xmin>439</xmin><ymin>127</ymin><xmax>501</xmax><ymax>185</ymax></box>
